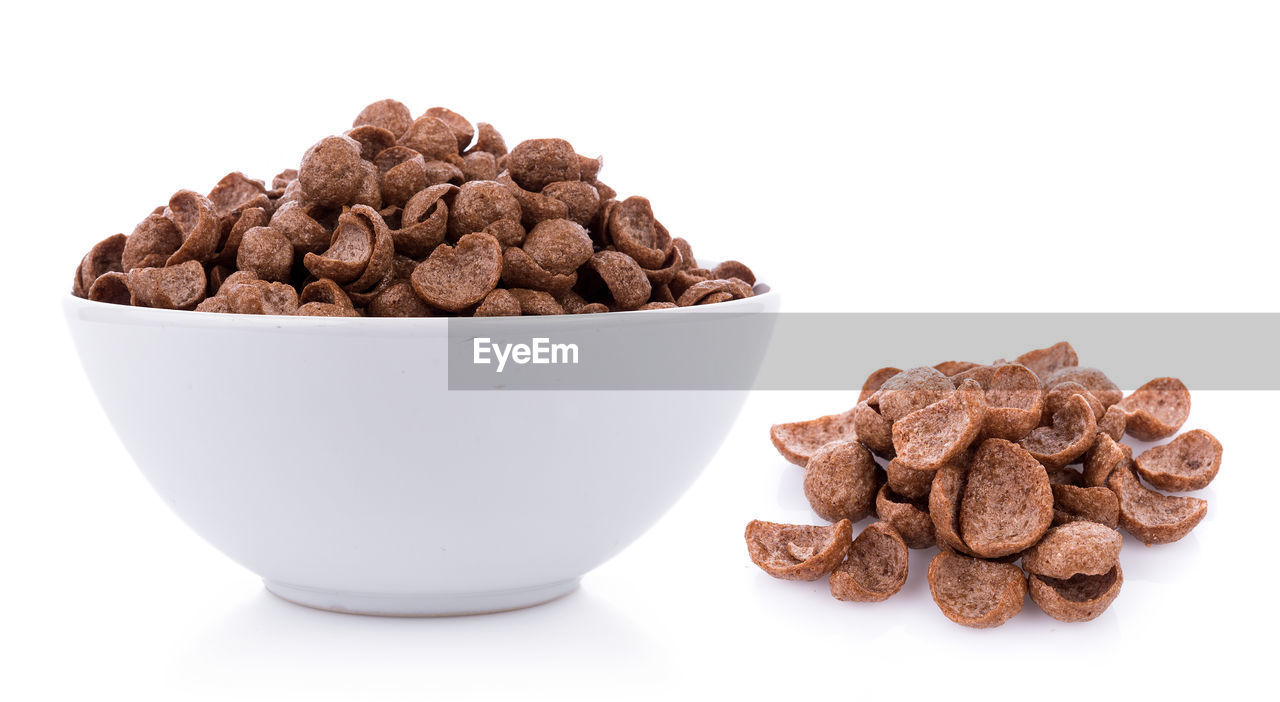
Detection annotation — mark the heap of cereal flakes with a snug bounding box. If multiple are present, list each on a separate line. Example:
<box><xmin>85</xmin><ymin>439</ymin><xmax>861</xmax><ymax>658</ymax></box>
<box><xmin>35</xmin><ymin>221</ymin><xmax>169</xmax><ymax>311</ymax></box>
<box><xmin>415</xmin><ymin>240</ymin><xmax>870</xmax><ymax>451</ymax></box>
<box><xmin>749</xmin><ymin>342</ymin><xmax>1220</xmax><ymax>628</ymax></box>
<box><xmin>72</xmin><ymin>100</ymin><xmax>756</xmax><ymax>317</ymax></box>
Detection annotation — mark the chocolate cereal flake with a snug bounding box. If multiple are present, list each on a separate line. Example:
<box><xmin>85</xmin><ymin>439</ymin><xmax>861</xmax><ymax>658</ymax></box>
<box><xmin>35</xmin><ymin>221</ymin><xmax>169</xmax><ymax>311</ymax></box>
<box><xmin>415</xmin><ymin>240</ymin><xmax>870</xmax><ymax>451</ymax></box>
<box><xmin>745</xmin><ymin>519</ymin><xmax>853</xmax><ymax>581</ymax></box>
<box><xmin>1134</xmin><ymin>429</ymin><xmax>1222</xmax><ymax>492</ymax></box>
<box><xmin>830</xmin><ymin>521</ymin><xmax>909</xmax><ymax>602</ymax></box>
<box><xmin>927</xmin><ymin>550</ymin><xmax>1026</xmax><ymax>629</ymax></box>
<box><xmin>1108</xmin><ymin>465</ymin><xmax>1207</xmax><ymax>545</ymax></box>
<box><xmin>803</xmin><ymin>441</ymin><xmax>879</xmax><ymax>523</ymax></box>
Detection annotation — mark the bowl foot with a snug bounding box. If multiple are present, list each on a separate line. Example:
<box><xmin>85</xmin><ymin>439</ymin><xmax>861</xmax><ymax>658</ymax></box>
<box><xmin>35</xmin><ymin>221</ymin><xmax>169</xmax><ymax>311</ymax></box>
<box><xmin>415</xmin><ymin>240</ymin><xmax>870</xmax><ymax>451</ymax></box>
<box><xmin>263</xmin><ymin>578</ymin><xmax>581</xmax><ymax>617</ymax></box>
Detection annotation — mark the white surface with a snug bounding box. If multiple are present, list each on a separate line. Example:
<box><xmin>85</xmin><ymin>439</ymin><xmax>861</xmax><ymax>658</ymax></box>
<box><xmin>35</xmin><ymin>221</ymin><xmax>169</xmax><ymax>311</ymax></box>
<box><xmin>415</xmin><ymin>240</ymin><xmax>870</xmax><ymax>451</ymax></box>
<box><xmin>3</xmin><ymin>1</ymin><xmax>1279</xmax><ymax>700</ymax></box>
<box><xmin>63</xmin><ymin>291</ymin><xmax>776</xmax><ymax>615</ymax></box>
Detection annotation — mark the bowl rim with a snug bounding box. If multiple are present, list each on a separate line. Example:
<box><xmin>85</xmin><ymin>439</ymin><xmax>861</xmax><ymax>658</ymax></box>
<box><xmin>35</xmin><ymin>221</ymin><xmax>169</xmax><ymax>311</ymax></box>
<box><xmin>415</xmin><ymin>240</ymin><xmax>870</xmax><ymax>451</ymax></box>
<box><xmin>64</xmin><ymin>280</ymin><xmax>777</xmax><ymax>333</ymax></box>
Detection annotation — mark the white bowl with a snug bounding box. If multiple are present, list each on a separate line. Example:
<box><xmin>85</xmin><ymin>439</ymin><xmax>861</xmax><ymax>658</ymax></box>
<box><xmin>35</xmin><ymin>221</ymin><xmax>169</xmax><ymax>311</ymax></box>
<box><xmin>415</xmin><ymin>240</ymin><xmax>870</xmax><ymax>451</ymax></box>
<box><xmin>64</xmin><ymin>285</ymin><xmax>778</xmax><ymax>616</ymax></box>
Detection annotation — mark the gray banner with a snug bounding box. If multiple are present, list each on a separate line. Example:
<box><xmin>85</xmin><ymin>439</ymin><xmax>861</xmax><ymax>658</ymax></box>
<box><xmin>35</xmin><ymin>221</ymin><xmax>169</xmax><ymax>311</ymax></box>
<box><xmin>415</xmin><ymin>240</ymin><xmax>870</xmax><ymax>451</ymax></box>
<box><xmin>447</xmin><ymin>313</ymin><xmax>1280</xmax><ymax>390</ymax></box>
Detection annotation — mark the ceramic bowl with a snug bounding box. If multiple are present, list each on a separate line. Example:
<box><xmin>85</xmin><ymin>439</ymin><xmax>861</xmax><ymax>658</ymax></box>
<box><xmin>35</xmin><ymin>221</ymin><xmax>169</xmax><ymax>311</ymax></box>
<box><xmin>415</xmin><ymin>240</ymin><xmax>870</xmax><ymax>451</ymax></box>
<box><xmin>65</xmin><ymin>284</ymin><xmax>778</xmax><ymax>615</ymax></box>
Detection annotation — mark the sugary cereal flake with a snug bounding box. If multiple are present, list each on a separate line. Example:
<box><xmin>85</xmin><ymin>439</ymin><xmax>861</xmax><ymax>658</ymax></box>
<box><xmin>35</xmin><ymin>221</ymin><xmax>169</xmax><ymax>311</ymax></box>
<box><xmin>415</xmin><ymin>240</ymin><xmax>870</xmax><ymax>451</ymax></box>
<box><xmin>303</xmin><ymin>210</ymin><xmax>375</xmax><ymax>284</ymax></box>
<box><xmin>803</xmin><ymin>441</ymin><xmax>879</xmax><ymax>523</ymax></box>
<box><xmin>607</xmin><ymin>196</ymin><xmax>669</xmax><ymax>269</ymax></box>
<box><xmin>1015</xmin><ymin>341</ymin><xmax>1078</xmax><ymax>381</ymax></box>
<box><xmin>217</xmin><ymin>207</ymin><xmax>269</xmax><ymax>266</ymax></box>
<box><xmin>475</xmin><ymin>288</ymin><xmax>522</xmax><ymax>317</ymax></box>
<box><xmin>1051</xmin><ymin>484</ymin><xmax>1120</xmax><ymax>528</ymax></box>
<box><xmin>1098</xmin><ymin>405</ymin><xmax>1127</xmax><ymax>442</ymax></box>
<box><xmin>194</xmin><ymin>296</ymin><xmax>231</xmax><ymax>314</ymax></box>
<box><xmin>122</xmin><ymin>216</ymin><xmax>180</xmax><ymax>272</ymax></box>
<box><xmin>422</xmin><ymin>159</ymin><xmax>464</xmax><ymax>188</ymax></box>
<box><xmin>1134</xmin><ymin>429</ymin><xmax>1222</xmax><ymax>492</ymax></box>
<box><xmin>296</xmin><ymin>301</ymin><xmax>360</xmax><ymax>317</ymax></box>
<box><xmin>949</xmin><ymin>364</ymin><xmax>994</xmax><ymax>389</ymax></box>
<box><xmin>1043</xmin><ymin>367</ymin><xmax>1123</xmax><ymax>408</ymax></box>
<box><xmin>640</xmin><ymin>245</ymin><xmax>684</xmax><ymax>285</ymax></box>
<box><xmin>671</xmin><ymin>237</ymin><xmax>698</xmax><ymax>270</ymax></box>
<box><xmin>934</xmin><ymin>360</ymin><xmax>981</xmax><ymax>377</ymax></box>
<box><xmin>127</xmin><ymin>260</ymin><xmax>207</xmax><ymax>310</ymax></box>
<box><xmin>712</xmin><ymin>260</ymin><xmax>756</xmax><ymax>286</ymax></box>
<box><xmin>299</xmin><ymin>135</ymin><xmax>365</xmax><ymax>207</ymax></box>
<box><xmin>1117</xmin><ymin>377</ymin><xmax>1191</xmax><ymax>441</ymax></box>
<box><xmin>1028</xmin><ymin>565</ymin><xmax>1123</xmax><ymax>623</ymax></box>
<box><xmin>300</xmin><ymin>278</ymin><xmax>355</xmax><ymax>309</ymax></box>
<box><xmin>374</xmin><ymin>144</ymin><xmax>422</xmax><ymax>173</ymax></box>
<box><xmin>395</xmin><ymin>184</ymin><xmax>455</xmax><ymax>258</ymax></box>
<box><xmin>165</xmin><ymin>190</ymin><xmax>222</xmax><ymax>266</ymax></box>
<box><xmin>399</xmin><ymin>115</ymin><xmax>459</xmax><ymax>161</ymax></box>
<box><xmin>501</xmin><ymin>247</ymin><xmax>578</xmax><ymax>293</ymax></box>
<box><xmin>858</xmin><ymin>367</ymin><xmax>902</xmax><ymax>404</ymax></box>
<box><xmin>770</xmin><ymin>408</ymin><xmax>860</xmax><ymax>467</ymax></box>
<box><xmin>830</xmin><ymin>521</ymin><xmax>909</xmax><ymax>602</ymax></box>
<box><xmin>270</xmin><ymin>201</ymin><xmax>331</xmax><ymax>255</ymax></box>
<box><xmin>368</xmin><ymin>281</ymin><xmax>432</xmax><ymax>317</ymax></box>
<box><xmin>379</xmin><ymin>153</ymin><xmax>428</xmax><ymax>208</ymax></box>
<box><xmin>474</xmin><ymin>217</ymin><xmax>520</xmax><ymax>248</ymax></box>
<box><xmin>423</xmin><ymin>107</ymin><xmax>474</xmax><ymax>152</ymax></box>
<box><xmin>350</xmin><ymin>126</ymin><xmax>398</xmax><ymax>164</ymax></box>
<box><xmin>1022</xmin><ymin>521</ymin><xmax>1122</xmax><ymax>579</ymax></box>
<box><xmin>875</xmin><ymin>485</ymin><xmax>936</xmax><ymax>549</ymax></box>
<box><xmin>207</xmin><ymin>172</ymin><xmax>268</xmax><ymax>220</ymax></box>
<box><xmin>698</xmin><ymin>291</ymin><xmax>733</xmax><ymax>305</ymax></box>
<box><xmin>272</xmin><ymin>169</ymin><xmax>298</xmax><ymax>190</ymax></box>
<box><xmin>522</xmin><ymin>219</ymin><xmax>594</xmax><ymax>276</ymax></box>
<box><xmin>236</xmin><ymin>226</ymin><xmax>293</xmax><ymax>282</ymax></box>
<box><xmin>75</xmin><ymin>233</ymin><xmax>128</xmax><ymax>296</ymax></box>
<box><xmin>1083</xmin><ymin>433</ymin><xmax>1132</xmax><ymax>488</ymax></box>
<box><xmin>927</xmin><ymin>550</ymin><xmax>1026</xmax><ymax>629</ymax></box>
<box><xmin>577</xmin><ymin>154</ymin><xmax>602</xmax><ymax>181</ymax></box>
<box><xmin>1020</xmin><ymin>393</ymin><xmax>1098</xmax><ymax>469</ymax></box>
<box><xmin>1042</xmin><ymin>381</ymin><xmax>1105</xmax><ymax>424</ymax></box>
<box><xmin>354</xmin><ymin>99</ymin><xmax>413</xmax><ymax>137</ymax></box>
<box><xmin>222</xmin><ymin>280</ymin><xmax>299</xmax><ymax>316</ymax></box>
<box><xmin>959</xmin><ymin>438</ymin><xmax>1053</xmax><ymax>558</ymax></box>
<box><xmin>449</xmin><ymin>180</ymin><xmax>523</xmax><ymax>240</ymax></box>
<box><xmin>891</xmin><ymin>379</ymin><xmax>986</xmax><ymax>472</ymax></box>
<box><xmin>509</xmin><ymin>288</ymin><xmax>565</xmax><ymax>315</ymax></box>
<box><xmin>586</xmin><ymin>251</ymin><xmax>652</xmax><ymax>311</ymax></box>
<box><xmin>1046</xmin><ymin>464</ymin><xmax>1084</xmax><ymax>486</ymax></box>
<box><xmin>676</xmin><ymin>278</ymin><xmax>753</xmax><ymax>307</ymax></box>
<box><xmin>351</xmin><ymin>159</ymin><xmax>383</xmax><ymax>209</ymax></box>
<box><xmin>668</xmin><ymin>267</ymin><xmax>711</xmax><ymax>299</ymax></box>
<box><xmin>928</xmin><ymin>462</ymin><xmax>970</xmax><ymax>555</ymax></box>
<box><xmin>507</xmin><ymin>138</ymin><xmax>581</xmax><ymax>193</ymax></box>
<box><xmin>853</xmin><ymin>401</ymin><xmax>895</xmax><ymax>458</ymax></box>
<box><xmin>87</xmin><ymin>271</ymin><xmax>131</xmax><ymax>306</ymax></box>
<box><xmin>462</xmin><ymin>151</ymin><xmax>499</xmax><ymax>183</ymax></box>
<box><xmin>1108</xmin><ymin>464</ymin><xmax>1207</xmax><ymax>545</ymax></box>
<box><xmin>541</xmin><ymin>181</ymin><xmax>601</xmax><ymax>228</ymax></box>
<box><xmin>980</xmin><ymin>363</ymin><xmax>1043</xmax><ymax>441</ymax></box>
<box><xmin>745</xmin><ymin>519</ymin><xmax>853</xmax><ymax>581</ymax></box>
<box><xmin>410</xmin><ymin>232</ymin><xmax>502</xmax><ymax>311</ymax></box>
<box><xmin>876</xmin><ymin>366</ymin><xmax>956</xmax><ymax>423</ymax></box>
<box><xmin>885</xmin><ymin>457</ymin><xmax>935</xmax><ymax>499</ymax></box>
<box><xmin>344</xmin><ymin>206</ymin><xmax>395</xmax><ymax>293</ymax></box>
<box><xmin>469</xmin><ymin>122</ymin><xmax>508</xmax><ymax>156</ymax></box>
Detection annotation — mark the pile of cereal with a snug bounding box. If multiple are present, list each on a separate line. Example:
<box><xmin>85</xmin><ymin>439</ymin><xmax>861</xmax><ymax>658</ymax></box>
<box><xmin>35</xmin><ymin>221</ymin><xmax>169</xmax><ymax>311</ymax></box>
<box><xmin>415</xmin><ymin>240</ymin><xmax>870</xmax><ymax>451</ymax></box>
<box><xmin>748</xmin><ymin>342</ymin><xmax>1220</xmax><ymax>627</ymax></box>
<box><xmin>72</xmin><ymin>100</ymin><xmax>755</xmax><ymax>316</ymax></box>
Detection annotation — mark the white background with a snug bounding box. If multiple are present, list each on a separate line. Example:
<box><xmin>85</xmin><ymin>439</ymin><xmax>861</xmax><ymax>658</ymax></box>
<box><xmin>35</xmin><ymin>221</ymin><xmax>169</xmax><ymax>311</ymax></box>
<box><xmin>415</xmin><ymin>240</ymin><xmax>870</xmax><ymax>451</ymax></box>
<box><xmin>3</xmin><ymin>1</ymin><xmax>1278</xmax><ymax>700</ymax></box>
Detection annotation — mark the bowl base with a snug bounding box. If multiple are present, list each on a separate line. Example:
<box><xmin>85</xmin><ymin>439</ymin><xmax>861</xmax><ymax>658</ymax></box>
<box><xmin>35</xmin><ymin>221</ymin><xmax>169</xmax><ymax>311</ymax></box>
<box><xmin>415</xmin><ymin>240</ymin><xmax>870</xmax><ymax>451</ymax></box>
<box><xmin>263</xmin><ymin>578</ymin><xmax>581</xmax><ymax>617</ymax></box>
